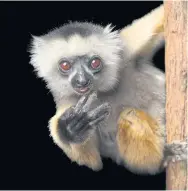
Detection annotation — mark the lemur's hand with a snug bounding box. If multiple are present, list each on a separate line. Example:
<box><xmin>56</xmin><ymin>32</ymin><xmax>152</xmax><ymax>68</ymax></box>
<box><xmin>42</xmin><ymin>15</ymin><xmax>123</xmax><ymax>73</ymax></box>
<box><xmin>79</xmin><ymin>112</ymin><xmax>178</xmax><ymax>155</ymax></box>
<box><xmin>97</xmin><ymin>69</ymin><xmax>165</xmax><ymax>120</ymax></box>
<box><xmin>58</xmin><ymin>92</ymin><xmax>111</xmax><ymax>144</ymax></box>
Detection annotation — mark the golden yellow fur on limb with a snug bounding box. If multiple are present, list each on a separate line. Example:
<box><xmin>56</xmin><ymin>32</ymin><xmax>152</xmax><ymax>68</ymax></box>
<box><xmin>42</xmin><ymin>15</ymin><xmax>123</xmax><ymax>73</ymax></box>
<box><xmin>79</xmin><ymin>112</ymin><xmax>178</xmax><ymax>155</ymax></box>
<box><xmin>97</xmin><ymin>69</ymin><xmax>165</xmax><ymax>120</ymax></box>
<box><xmin>164</xmin><ymin>1</ymin><xmax>188</xmax><ymax>190</ymax></box>
<box><xmin>120</xmin><ymin>4</ymin><xmax>164</xmax><ymax>59</ymax></box>
<box><xmin>117</xmin><ymin>108</ymin><xmax>165</xmax><ymax>174</ymax></box>
<box><xmin>49</xmin><ymin>104</ymin><xmax>103</xmax><ymax>171</ymax></box>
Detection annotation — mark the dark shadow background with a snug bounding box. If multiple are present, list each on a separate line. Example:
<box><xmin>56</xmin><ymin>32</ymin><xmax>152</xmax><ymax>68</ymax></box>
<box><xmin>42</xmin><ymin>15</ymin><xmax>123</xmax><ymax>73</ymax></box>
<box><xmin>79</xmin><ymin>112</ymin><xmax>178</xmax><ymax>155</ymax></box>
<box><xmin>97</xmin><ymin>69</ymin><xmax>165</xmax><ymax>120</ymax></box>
<box><xmin>1</xmin><ymin>1</ymin><xmax>165</xmax><ymax>190</ymax></box>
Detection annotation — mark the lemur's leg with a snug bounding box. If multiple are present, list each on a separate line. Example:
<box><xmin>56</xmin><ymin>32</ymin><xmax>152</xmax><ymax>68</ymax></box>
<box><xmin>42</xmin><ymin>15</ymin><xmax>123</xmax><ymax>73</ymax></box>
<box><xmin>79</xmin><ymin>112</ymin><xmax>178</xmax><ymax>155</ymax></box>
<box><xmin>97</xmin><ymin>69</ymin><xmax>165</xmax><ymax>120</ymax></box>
<box><xmin>116</xmin><ymin>108</ymin><xmax>165</xmax><ymax>174</ymax></box>
<box><xmin>116</xmin><ymin>108</ymin><xmax>187</xmax><ymax>174</ymax></box>
<box><xmin>120</xmin><ymin>4</ymin><xmax>164</xmax><ymax>60</ymax></box>
<box><xmin>49</xmin><ymin>92</ymin><xmax>111</xmax><ymax>171</ymax></box>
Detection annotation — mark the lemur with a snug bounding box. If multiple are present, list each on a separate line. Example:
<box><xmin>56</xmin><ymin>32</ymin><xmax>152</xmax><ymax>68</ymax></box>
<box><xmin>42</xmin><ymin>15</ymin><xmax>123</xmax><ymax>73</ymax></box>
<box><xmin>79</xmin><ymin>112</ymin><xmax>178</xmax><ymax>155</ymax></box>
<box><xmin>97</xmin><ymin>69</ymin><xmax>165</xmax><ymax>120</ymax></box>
<box><xmin>29</xmin><ymin>5</ymin><xmax>187</xmax><ymax>175</ymax></box>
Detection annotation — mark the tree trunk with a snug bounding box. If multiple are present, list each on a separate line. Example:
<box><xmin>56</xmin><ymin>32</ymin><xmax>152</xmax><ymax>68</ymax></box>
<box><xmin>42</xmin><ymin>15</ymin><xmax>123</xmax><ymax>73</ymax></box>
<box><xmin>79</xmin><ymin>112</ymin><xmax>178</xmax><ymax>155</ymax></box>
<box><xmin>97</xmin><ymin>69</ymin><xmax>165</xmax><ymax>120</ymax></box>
<box><xmin>164</xmin><ymin>1</ymin><xmax>188</xmax><ymax>190</ymax></box>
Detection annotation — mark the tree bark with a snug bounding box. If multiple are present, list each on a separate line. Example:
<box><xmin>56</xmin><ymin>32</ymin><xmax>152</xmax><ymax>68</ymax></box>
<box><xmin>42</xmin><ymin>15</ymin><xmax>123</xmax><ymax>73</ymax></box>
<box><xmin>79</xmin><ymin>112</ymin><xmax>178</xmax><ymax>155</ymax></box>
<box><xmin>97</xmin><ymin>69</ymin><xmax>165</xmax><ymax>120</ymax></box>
<box><xmin>164</xmin><ymin>1</ymin><xmax>188</xmax><ymax>190</ymax></box>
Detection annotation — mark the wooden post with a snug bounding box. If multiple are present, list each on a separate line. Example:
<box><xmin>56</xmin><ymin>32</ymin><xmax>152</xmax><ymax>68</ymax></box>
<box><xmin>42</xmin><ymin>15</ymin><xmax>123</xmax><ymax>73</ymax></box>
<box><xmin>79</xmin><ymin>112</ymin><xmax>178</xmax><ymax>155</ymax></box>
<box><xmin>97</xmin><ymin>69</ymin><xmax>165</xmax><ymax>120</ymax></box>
<box><xmin>164</xmin><ymin>1</ymin><xmax>188</xmax><ymax>190</ymax></box>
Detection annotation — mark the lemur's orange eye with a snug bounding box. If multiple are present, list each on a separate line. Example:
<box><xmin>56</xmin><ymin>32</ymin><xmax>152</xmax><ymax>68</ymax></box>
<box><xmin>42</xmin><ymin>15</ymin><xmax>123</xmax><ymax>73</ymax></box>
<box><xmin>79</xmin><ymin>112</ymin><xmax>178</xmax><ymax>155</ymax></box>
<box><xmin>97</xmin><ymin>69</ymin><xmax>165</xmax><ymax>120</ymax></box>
<box><xmin>91</xmin><ymin>58</ymin><xmax>101</xmax><ymax>69</ymax></box>
<box><xmin>59</xmin><ymin>61</ymin><xmax>71</xmax><ymax>71</ymax></box>
<box><xmin>89</xmin><ymin>56</ymin><xmax>103</xmax><ymax>73</ymax></box>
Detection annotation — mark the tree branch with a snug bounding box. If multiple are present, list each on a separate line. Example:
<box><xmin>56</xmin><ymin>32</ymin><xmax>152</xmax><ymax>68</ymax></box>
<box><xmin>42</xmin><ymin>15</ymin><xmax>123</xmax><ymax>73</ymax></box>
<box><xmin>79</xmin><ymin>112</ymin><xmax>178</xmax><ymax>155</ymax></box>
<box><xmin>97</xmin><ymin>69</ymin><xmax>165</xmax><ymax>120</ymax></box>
<box><xmin>164</xmin><ymin>1</ymin><xmax>188</xmax><ymax>190</ymax></box>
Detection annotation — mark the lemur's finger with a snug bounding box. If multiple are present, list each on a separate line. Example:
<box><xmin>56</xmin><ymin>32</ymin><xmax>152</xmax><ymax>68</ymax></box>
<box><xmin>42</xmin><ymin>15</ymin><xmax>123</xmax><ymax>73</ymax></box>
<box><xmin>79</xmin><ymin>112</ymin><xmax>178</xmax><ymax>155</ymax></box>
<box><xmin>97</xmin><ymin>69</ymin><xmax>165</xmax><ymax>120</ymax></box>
<box><xmin>72</xmin><ymin>112</ymin><xmax>89</xmax><ymax>131</ymax></box>
<box><xmin>88</xmin><ymin>103</ymin><xmax>111</xmax><ymax>120</ymax></box>
<box><xmin>69</xmin><ymin>92</ymin><xmax>97</xmax><ymax>127</ymax></box>
<box><xmin>73</xmin><ymin>110</ymin><xmax>108</xmax><ymax>133</ymax></box>
<box><xmin>68</xmin><ymin>111</ymin><xmax>84</xmax><ymax>127</ymax></box>
<box><xmin>74</xmin><ymin>94</ymin><xmax>89</xmax><ymax>113</ymax></box>
<box><xmin>82</xmin><ymin>91</ymin><xmax>97</xmax><ymax>112</ymax></box>
<box><xmin>59</xmin><ymin>106</ymin><xmax>75</xmax><ymax>122</ymax></box>
<box><xmin>89</xmin><ymin>114</ymin><xmax>108</xmax><ymax>127</ymax></box>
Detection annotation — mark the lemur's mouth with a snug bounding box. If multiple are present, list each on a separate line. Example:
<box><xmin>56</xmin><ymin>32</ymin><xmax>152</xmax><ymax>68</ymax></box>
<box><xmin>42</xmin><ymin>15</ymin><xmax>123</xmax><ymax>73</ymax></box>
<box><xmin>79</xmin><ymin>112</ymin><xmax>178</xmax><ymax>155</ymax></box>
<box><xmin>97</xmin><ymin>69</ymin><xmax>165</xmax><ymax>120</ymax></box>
<box><xmin>74</xmin><ymin>82</ymin><xmax>93</xmax><ymax>94</ymax></box>
<box><xmin>77</xmin><ymin>87</ymin><xmax>90</xmax><ymax>93</ymax></box>
<box><xmin>75</xmin><ymin>86</ymin><xmax>92</xmax><ymax>94</ymax></box>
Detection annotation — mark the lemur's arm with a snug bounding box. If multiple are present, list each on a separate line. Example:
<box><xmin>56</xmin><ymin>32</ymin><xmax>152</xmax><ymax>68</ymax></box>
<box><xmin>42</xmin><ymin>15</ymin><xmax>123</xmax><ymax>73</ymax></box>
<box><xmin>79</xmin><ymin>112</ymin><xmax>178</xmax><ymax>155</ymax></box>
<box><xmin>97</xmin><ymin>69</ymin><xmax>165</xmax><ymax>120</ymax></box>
<box><xmin>120</xmin><ymin>4</ymin><xmax>164</xmax><ymax>60</ymax></box>
<box><xmin>49</xmin><ymin>93</ymin><xmax>110</xmax><ymax>171</ymax></box>
<box><xmin>50</xmin><ymin>110</ymin><xmax>102</xmax><ymax>170</ymax></box>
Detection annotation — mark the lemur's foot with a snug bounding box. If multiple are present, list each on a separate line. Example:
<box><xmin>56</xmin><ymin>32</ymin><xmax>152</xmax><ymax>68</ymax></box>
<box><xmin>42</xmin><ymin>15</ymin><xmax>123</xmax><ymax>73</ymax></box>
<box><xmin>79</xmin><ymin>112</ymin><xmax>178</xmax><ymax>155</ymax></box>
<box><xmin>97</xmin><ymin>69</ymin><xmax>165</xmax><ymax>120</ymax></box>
<box><xmin>163</xmin><ymin>138</ymin><xmax>188</xmax><ymax>167</ymax></box>
<box><xmin>58</xmin><ymin>91</ymin><xmax>111</xmax><ymax>144</ymax></box>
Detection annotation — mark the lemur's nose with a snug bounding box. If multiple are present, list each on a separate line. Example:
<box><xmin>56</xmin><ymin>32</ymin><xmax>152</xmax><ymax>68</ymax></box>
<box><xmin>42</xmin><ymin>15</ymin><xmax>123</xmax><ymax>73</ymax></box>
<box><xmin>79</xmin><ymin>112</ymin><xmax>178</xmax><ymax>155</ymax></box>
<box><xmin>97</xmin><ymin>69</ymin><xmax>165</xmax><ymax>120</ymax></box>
<box><xmin>72</xmin><ymin>65</ymin><xmax>92</xmax><ymax>88</ymax></box>
<box><xmin>76</xmin><ymin>78</ymin><xmax>90</xmax><ymax>87</ymax></box>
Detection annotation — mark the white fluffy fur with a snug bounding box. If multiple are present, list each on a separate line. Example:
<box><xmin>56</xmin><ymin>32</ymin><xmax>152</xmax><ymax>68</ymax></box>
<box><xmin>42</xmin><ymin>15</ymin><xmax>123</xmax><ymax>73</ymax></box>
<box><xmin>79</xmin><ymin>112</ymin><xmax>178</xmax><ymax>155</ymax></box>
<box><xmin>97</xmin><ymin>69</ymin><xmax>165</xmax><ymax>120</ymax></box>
<box><xmin>30</xmin><ymin>24</ymin><xmax>123</xmax><ymax>101</ymax></box>
<box><xmin>30</xmin><ymin>25</ymin><xmax>122</xmax><ymax>78</ymax></box>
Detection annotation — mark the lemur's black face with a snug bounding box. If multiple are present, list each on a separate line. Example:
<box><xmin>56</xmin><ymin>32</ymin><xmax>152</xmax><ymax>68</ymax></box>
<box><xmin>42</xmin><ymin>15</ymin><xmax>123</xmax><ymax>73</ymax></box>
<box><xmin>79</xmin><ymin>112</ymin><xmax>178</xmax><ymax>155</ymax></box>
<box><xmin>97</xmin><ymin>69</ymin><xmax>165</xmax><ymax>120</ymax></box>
<box><xmin>58</xmin><ymin>55</ymin><xmax>103</xmax><ymax>94</ymax></box>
